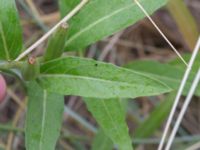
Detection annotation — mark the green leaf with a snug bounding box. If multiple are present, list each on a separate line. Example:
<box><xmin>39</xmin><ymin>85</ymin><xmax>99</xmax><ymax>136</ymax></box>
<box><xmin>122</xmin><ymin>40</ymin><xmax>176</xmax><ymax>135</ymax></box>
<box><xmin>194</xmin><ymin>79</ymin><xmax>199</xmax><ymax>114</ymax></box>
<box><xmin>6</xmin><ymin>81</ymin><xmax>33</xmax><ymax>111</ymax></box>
<box><xmin>92</xmin><ymin>130</ymin><xmax>113</xmax><ymax>150</ymax></box>
<box><xmin>84</xmin><ymin>98</ymin><xmax>133</xmax><ymax>150</ymax></box>
<box><xmin>59</xmin><ymin>0</ymin><xmax>167</xmax><ymax>51</ymax></box>
<box><xmin>125</xmin><ymin>60</ymin><xmax>200</xmax><ymax>96</ymax></box>
<box><xmin>26</xmin><ymin>81</ymin><xmax>64</xmax><ymax>150</ymax></box>
<box><xmin>38</xmin><ymin>57</ymin><xmax>171</xmax><ymax>98</ymax></box>
<box><xmin>59</xmin><ymin>0</ymin><xmax>80</xmax><ymax>18</ymax></box>
<box><xmin>169</xmin><ymin>53</ymin><xmax>200</xmax><ymax>73</ymax></box>
<box><xmin>0</xmin><ymin>0</ymin><xmax>23</xmax><ymax>60</ymax></box>
<box><xmin>134</xmin><ymin>92</ymin><xmax>176</xmax><ymax>139</ymax></box>
<box><xmin>43</xmin><ymin>24</ymin><xmax>68</xmax><ymax>62</ymax></box>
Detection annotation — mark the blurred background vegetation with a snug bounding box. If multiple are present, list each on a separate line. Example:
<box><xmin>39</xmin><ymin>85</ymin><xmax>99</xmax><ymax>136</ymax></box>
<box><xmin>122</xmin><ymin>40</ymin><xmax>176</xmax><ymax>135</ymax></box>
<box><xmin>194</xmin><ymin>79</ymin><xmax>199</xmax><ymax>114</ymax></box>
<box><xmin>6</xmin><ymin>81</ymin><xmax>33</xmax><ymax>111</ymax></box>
<box><xmin>0</xmin><ymin>0</ymin><xmax>199</xmax><ymax>149</ymax></box>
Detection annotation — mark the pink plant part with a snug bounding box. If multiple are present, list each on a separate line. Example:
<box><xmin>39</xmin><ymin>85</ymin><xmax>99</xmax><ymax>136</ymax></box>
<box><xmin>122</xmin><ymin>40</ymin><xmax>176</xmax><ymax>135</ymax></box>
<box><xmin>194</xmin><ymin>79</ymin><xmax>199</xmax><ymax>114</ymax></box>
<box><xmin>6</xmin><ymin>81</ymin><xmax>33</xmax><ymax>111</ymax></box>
<box><xmin>0</xmin><ymin>75</ymin><xmax>6</xmax><ymax>102</ymax></box>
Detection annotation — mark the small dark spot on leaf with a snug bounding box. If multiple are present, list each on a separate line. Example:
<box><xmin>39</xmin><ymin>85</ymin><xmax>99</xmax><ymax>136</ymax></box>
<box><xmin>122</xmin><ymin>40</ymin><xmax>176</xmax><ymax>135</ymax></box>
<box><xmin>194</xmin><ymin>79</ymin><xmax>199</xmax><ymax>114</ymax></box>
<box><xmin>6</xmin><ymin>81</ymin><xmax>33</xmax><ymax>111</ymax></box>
<box><xmin>95</xmin><ymin>64</ymin><xmax>98</xmax><ymax>67</ymax></box>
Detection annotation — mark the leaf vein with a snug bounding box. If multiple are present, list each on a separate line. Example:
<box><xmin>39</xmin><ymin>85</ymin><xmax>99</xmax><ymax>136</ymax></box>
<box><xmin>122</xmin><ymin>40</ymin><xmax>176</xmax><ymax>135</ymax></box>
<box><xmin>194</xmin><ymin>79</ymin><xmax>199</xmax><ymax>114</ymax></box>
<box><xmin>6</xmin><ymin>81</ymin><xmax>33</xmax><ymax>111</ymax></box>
<box><xmin>65</xmin><ymin>3</ymin><xmax>135</xmax><ymax>46</ymax></box>
<box><xmin>39</xmin><ymin>90</ymin><xmax>47</xmax><ymax>150</ymax></box>
<box><xmin>101</xmin><ymin>100</ymin><xmax>122</xmax><ymax>145</ymax></box>
<box><xmin>0</xmin><ymin>22</ymin><xmax>10</xmax><ymax>60</ymax></box>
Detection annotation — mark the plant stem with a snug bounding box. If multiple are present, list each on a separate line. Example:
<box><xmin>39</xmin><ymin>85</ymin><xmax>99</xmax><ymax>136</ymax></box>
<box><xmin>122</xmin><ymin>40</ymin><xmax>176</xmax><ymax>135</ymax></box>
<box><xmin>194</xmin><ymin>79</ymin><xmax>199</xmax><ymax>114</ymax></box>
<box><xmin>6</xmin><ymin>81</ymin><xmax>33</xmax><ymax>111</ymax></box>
<box><xmin>0</xmin><ymin>124</ymin><xmax>24</xmax><ymax>133</ymax></box>
<box><xmin>158</xmin><ymin>36</ymin><xmax>200</xmax><ymax>150</ymax></box>
<box><xmin>165</xmin><ymin>68</ymin><xmax>200</xmax><ymax>150</ymax></box>
<box><xmin>0</xmin><ymin>61</ymin><xmax>24</xmax><ymax>71</ymax></box>
<box><xmin>15</xmin><ymin>0</ymin><xmax>89</xmax><ymax>61</ymax></box>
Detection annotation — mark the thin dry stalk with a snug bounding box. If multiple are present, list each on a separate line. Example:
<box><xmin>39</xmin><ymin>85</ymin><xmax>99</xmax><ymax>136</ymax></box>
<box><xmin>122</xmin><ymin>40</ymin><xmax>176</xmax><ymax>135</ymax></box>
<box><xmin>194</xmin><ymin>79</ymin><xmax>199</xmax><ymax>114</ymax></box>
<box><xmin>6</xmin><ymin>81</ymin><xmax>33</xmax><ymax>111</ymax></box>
<box><xmin>15</xmin><ymin>0</ymin><xmax>89</xmax><ymax>61</ymax></box>
<box><xmin>134</xmin><ymin>0</ymin><xmax>188</xmax><ymax>66</ymax></box>
<box><xmin>158</xmin><ymin>37</ymin><xmax>200</xmax><ymax>150</ymax></box>
<box><xmin>99</xmin><ymin>31</ymin><xmax>123</xmax><ymax>61</ymax></box>
<box><xmin>6</xmin><ymin>98</ymin><xmax>27</xmax><ymax>150</ymax></box>
<box><xmin>7</xmin><ymin>88</ymin><xmax>26</xmax><ymax>109</ymax></box>
<box><xmin>165</xmin><ymin>68</ymin><xmax>200</xmax><ymax>150</ymax></box>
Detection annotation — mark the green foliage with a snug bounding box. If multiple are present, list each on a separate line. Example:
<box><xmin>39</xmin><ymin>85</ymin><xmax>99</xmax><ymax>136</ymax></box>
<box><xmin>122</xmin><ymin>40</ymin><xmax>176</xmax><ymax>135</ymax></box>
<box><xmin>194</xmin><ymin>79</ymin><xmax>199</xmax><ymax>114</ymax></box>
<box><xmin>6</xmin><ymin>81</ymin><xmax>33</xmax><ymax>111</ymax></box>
<box><xmin>22</xmin><ymin>58</ymin><xmax>40</xmax><ymax>81</ymax></box>
<box><xmin>60</xmin><ymin>0</ymin><xmax>167</xmax><ymax>51</ymax></box>
<box><xmin>125</xmin><ymin>60</ymin><xmax>200</xmax><ymax>96</ymax></box>
<box><xmin>0</xmin><ymin>0</ymin><xmax>23</xmax><ymax>60</ymax></box>
<box><xmin>85</xmin><ymin>98</ymin><xmax>133</xmax><ymax>150</ymax></box>
<box><xmin>38</xmin><ymin>57</ymin><xmax>171</xmax><ymax>98</ymax></box>
<box><xmin>92</xmin><ymin>130</ymin><xmax>113</xmax><ymax>150</ymax></box>
<box><xmin>169</xmin><ymin>53</ymin><xmax>200</xmax><ymax>73</ymax></box>
<box><xmin>43</xmin><ymin>24</ymin><xmax>68</xmax><ymax>62</ymax></box>
<box><xmin>59</xmin><ymin>0</ymin><xmax>80</xmax><ymax>18</ymax></box>
<box><xmin>26</xmin><ymin>81</ymin><xmax>64</xmax><ymax>150</ymax></box>
<box><xmin>0</xmin><ymin>0</ymin><xmax>172</xmax><ymax>149</ymax></box>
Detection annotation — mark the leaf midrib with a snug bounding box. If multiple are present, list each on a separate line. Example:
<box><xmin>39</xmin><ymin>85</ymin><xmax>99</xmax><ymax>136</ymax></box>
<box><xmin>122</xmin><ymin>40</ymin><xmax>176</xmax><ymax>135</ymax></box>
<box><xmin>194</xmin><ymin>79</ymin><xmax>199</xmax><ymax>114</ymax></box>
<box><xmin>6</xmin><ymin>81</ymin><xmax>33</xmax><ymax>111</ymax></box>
<box><xmin>39</xmin><ymin>90</ymin><xmax>47</xmax><ymax>150</ymax></box>
<box><xmin>65</xmin><ymin>1</ymin><xmax>136</xmax><ymax>46</ymax></box>
<box><xmin>41</xmin><ymin>57</ymin><xmax>171</xmax><ymax>89</ymax></box>
<box><xmin>39</xmin><ymin>74</ymin><xmax>168</xmax><ymax>90</ymax></box>
<box><xmin>0</xmin><ymin>22</ymin><xmax>10</xmax><ymax>60</ymax></box>
<box><xmin>100</xmin><ymin>99</ymin><xmax>123</xmax><ymax>147</ymax></box>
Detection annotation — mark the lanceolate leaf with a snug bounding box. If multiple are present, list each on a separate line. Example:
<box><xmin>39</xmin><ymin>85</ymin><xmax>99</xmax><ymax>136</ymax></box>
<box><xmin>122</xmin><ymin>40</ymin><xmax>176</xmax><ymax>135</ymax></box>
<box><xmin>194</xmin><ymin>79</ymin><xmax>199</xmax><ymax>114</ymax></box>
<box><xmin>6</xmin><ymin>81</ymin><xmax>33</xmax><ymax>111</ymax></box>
<box><xmin>38</xmin><ymin>57</ymin><xmax>171</xmax><ymax>98</ymax></box>
<box><xmin>92</xmin><ymin>130</ymin><xmax>113</xmax><ymax>150</ymax></box>
<box><xmin>26</xmin><ymin>81</ymin><xmax>64</xmax><ymax>150</ymax></box>
<box><xmin>85</xmin><ymin>98</ymin><xmax>132</xmax><ymax>150</ymax></box>
<box><xmin>59</xmin><ymin>0</ymin><xmax>167</xmax><ymax>51</ymax></box>
<box><xmin>0</xmin><ymin>0</ymin><xmax>23</xmax><ymax>60</ymax></box>
<box><xmin>125</xmin><ymin>60</ymin><xmax>200</xmax><ymax>96</ymax></box>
